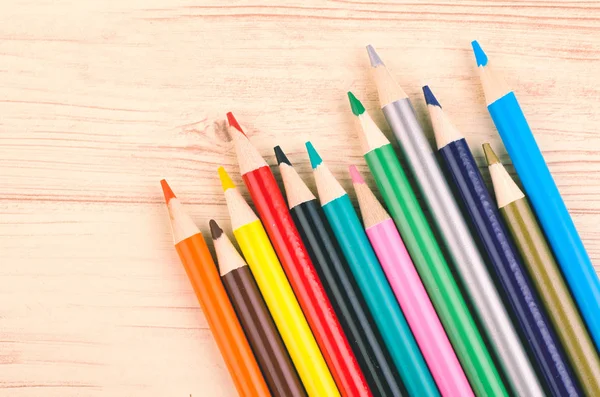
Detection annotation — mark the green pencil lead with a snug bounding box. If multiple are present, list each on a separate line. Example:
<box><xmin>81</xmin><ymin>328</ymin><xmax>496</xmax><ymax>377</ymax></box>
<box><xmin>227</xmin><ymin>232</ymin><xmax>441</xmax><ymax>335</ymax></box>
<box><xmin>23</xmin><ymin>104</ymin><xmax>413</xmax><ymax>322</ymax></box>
<box><xmin>347</xmin><ymin>92</ymin><xmax>365</xmax><ymax>116</ymax></box>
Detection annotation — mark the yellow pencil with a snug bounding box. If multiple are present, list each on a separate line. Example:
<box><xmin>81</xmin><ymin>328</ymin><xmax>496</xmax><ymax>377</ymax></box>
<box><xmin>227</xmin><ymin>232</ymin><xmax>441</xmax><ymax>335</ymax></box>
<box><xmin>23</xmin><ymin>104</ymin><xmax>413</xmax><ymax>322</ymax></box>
<box><xmin>218</xmin><ymin>167</ymin><xmax>340</xmax><ymax>397</ymax></box>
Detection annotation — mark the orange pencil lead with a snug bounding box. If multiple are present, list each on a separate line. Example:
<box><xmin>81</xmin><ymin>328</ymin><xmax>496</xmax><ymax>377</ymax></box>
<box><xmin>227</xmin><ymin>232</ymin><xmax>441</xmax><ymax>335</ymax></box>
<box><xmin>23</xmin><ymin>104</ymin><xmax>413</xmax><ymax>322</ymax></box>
<box><xmin>226</xmin><ymin>112</ymin><xmax>245</xmax><ymax>135</ymax></box>
<box><xmin>160</xmin><ymin>179</ymin><xmax>176</xmax><ymax>204</ymax></box>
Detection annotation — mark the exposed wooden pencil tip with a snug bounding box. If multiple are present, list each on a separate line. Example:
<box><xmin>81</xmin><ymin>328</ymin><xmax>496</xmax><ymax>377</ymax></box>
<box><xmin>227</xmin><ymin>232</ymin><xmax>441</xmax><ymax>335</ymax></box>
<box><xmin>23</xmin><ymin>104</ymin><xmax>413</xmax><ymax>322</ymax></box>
<box><xmin>349</xmin><ymin>165</ymin><xmax>365</xmax><ymax>184</ymax></box>
<box><xmin>209</xmin><ymin>219</ymin><xmax>223</xmax><ymax>240</ymax></box>
<box><xmin>160</xmin><ymin>179</ymin><xmax>176</xmax><ymax>203</ymax></box>
<box><xmin>483</xmin><ymin>143</ymin><xmax>500</xmax><ymax>165</ymax></box>
<box><xmin>226</xmin><ymin>112</ymin><xmax>245</xmax><ymax>135</ymax></box>
<box><xmin>218</xmin><ymin>166</ymin><xmax>236</xmax><ymax>191</ymax></box>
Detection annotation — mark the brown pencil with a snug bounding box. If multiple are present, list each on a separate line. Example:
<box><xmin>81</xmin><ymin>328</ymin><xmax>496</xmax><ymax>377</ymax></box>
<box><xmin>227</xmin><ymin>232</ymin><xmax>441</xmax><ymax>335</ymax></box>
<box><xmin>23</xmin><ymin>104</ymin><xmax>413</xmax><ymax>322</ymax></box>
<box><xmin>210</xmin><ymin>219</ymin><xmax>307</xmax><ymax>397</ymax></box>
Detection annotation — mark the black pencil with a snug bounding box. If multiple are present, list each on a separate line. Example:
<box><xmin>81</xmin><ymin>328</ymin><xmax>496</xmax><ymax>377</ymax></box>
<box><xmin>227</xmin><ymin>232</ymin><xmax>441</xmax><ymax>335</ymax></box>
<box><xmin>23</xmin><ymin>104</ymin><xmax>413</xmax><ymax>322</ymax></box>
<box><xmin>274</xmin><ymin>146</ymin><xmax>406</xmax><ymax>397</ymax></box>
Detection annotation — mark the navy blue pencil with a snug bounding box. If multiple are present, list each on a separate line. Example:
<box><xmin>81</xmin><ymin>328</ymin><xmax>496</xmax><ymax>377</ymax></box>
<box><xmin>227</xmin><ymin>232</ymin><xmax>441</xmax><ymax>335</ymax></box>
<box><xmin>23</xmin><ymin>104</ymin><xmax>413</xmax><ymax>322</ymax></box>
<box><xmin>423</xmin><ymin>85</ymin><xmax>581</xmax><ymax>397</ymax></box>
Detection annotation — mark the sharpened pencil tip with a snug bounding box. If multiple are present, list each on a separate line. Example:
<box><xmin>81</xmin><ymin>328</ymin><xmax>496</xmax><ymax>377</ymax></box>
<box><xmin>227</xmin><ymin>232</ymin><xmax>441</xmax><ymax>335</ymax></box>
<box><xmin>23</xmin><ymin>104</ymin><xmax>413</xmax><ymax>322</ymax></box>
<box><xmin>160</xmin><ymin>179</ymin><xmax>176</xmax><ymax>203</ymax></box>
<box><xmin>349</xmin><ymin>165</ymin><xmax>365</xmax><ymax>184</ymax></box>
<box><xmin>482</xmin><ymin>143</ymin><xmax>500</xmax><ymax>165</ymax></box>
<box><xmin>218</xmin><ymin>166</ymin><xmax>236</xmax><ymax>191</ymax></box>
<box><xmin>305</xmin><ymin>141</ymin><xmax>322</xmax><ymax>169</ymax></box>
<box><xmin>209</xmin><ymin>219</ymin><xmax>223</xmax><ymax>240</ymax></box>
<box><xmin>471</xmin><ymin>40</ymin><xmax>488</xmax><ymax>67</ymax></box>
<box><xmin>422</xmin><ymin>85</ymin><xmax>442</xmax><ymax>108</ymax></box>
<box><xmin>366</xmin><ymin>45</ymin><xmax>384</xmax><ymax>67</ymax></box>
<box><xmin>226</xmin><ymin>112</ymin><xmax>245</xmax><ymax>135</ymax></box>
<box><xmin>347</xmin><ymin>92</ymin><xmax>366</xmax><ymax>116</ymax></box>
<box><xmin>274</xmin><ymin>145</ymin><xmax>292</xmax><ymax>166</ymax></box>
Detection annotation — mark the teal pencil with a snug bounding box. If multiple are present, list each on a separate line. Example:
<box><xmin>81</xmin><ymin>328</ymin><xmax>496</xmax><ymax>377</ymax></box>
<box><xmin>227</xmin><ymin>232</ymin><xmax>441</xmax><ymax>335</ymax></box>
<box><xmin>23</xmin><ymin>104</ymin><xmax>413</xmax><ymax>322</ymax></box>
<box><xmin>306</xmin><ymin>141</ymin><xmax>439</xmax><ymax>397</ymax></box>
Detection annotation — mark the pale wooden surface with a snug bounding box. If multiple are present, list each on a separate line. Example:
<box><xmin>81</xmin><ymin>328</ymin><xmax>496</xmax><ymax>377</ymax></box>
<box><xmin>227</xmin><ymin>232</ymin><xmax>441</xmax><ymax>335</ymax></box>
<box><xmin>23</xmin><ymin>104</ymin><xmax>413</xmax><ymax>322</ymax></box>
<box><xmin>1</xmin><ymin>1</ymin><xmax>599</xmax><ymax>395</ymax></box>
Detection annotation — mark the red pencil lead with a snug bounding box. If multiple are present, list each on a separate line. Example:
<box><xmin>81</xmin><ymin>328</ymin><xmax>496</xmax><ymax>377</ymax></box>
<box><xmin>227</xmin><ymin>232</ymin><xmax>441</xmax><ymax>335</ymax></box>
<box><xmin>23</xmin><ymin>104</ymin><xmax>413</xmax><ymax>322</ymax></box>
<box><xmin>160</xmin><ymin>179</ymin><xmax>176</xmax><ymax>204</ymax></box>
<box><xmin>226</xmin><ymin>112</ymin><xmax>245</xmax><ymax>135</ymax></box>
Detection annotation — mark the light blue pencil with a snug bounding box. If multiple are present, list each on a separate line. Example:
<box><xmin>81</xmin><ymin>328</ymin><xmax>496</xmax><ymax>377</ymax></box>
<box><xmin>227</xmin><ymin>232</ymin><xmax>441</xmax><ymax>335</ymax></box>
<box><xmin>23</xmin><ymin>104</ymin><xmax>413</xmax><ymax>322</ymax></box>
<box><xmin>472</xmin><ymin>40</ymin><xmax>600</xmax><ymax>351</ymax></box>
<box><xmin>306</xmin><ymin>141</ymin><xmax>439</xmax><ymax>397</ymax></box>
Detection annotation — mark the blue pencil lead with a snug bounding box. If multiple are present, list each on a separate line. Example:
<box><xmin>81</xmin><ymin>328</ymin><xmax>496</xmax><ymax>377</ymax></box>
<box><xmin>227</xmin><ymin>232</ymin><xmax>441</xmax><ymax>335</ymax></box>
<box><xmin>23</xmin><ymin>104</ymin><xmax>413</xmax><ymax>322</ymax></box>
<box><xmin>471</xmin><ymin>40</ymin><xmax>488</xmax><ymax>67</ymax></box>
<box><xmin>422</xmin><ymin>86</ymin><xmax>442</xmax><ymax>108</ymax></box>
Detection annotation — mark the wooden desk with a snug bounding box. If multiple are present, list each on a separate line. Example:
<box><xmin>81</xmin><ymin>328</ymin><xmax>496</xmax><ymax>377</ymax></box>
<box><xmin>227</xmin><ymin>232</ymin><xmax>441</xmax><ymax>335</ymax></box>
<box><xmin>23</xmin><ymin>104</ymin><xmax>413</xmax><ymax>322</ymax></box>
<box><xmin>1</xmin><ymin>1</ymin><xmax>598</xmax><ymax>395</ymax></box>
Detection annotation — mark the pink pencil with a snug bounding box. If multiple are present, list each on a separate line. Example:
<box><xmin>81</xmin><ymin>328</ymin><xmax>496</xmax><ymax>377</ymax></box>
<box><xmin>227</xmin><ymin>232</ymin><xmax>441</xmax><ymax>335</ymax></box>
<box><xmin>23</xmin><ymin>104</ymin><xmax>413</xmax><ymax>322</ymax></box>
<box><xmin>350</xmin><ymin>165</ymin><xmax>473</xmax><ymax>397</ymax></box>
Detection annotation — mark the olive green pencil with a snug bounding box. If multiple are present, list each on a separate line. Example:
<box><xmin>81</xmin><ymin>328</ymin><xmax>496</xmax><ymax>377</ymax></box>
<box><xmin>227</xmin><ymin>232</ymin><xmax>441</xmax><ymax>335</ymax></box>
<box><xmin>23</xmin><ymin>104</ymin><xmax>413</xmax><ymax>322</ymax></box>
<box><xmin>485</xmin><ymin>143</ymin><xmax>600</xmax><ymax>396</ymax></box>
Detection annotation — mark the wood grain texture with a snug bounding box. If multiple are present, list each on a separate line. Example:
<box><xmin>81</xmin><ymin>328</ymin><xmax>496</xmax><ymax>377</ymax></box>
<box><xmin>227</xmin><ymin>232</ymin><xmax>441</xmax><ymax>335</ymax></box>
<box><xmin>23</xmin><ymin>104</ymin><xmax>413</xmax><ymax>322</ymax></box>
<box><xmin>1</xmin><ymin>1</ymin><xmax>599</xmax><ymax>395</ymax></box>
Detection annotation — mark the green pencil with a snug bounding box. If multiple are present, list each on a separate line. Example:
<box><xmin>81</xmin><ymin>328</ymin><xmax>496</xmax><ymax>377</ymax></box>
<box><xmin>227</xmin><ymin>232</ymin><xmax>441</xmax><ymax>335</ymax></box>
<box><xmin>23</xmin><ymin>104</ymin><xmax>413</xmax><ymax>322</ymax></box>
<box><xmin>348</xmin><ymin>92</ymin><xmax>508</xmax><ymax>397</ymax></box>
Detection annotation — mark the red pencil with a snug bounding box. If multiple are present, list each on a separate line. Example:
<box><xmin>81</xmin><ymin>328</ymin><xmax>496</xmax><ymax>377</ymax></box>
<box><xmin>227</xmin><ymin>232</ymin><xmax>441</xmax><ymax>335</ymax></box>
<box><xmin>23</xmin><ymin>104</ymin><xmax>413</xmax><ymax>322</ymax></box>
<box><xmin>227</xmin><ymin>112</ymin><xmax>371</xmax><ymax>397</ymax></box>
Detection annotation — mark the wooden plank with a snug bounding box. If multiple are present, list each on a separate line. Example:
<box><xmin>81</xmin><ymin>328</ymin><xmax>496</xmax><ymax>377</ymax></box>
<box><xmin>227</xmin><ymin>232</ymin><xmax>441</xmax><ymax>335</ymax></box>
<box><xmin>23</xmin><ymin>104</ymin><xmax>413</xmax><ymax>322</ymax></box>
<box><xmin>1</xmin><ymin>0</ymin><xmax>599</xmax><ymax>395</ymax></box>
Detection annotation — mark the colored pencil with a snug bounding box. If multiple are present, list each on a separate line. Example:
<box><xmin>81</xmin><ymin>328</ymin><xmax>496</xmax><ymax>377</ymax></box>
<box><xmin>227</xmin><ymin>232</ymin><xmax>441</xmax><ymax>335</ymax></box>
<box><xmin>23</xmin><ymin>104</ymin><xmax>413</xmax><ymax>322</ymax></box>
<box><xmin>471</xmin><ymin>41</ymin><xmax>600</xmax><ymax>352</ymax></box>
<box><xmin>306</xmin><ymin>141</ymin><xmax>440</xmax><ymax>397</ymax></box>
<box><xmin>367</xmin><ymin>45</ymin><xmax>544</xmax><ymax>396</ymax></box>
<box><xmin>211</xmin><ymin>219</ymin><xmax>307</xmax><ymax>397</ymax></box>
<box><xmin>274</xmin><ymin>146</ymin><xmax>406</xmax><ymax>397</ymax></box>
<box><xmin>485</xmin><ymin>144</ymin><xmax>600</xmax><ymax>396</ymax></box>
<box><xmin>425</xmin><ymin>86</ymin><xmax>581</xmax><ymax>396</ymax></box>
<box><xmin>348</xmin><ymin>91</ymin><xmax>509</xmax><ymax>397</ymax></box>
<box><xmin>218</xmin><ymin>167</ymin><xmax>339</xmax><ymax>397</ymax></box>
<box><xmin>226</xmin><ymin>113</ymin><xmax>369</xmax><ymax>397</ymax></box>
<box><xmin>159</xmin><ymin>180</ymin><xmax>270</xmax><ymax>397</ymax></box>
<box><xmin>349</xmin><ymin>165</ymin><xmax>474</xmax><ymax>397</ymax></box>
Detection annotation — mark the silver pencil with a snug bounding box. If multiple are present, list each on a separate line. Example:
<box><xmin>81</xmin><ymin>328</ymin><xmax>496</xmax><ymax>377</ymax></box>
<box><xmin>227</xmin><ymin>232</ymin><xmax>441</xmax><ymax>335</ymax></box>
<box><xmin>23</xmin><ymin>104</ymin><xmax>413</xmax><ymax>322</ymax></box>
<box><xmin>366</xmin><ymin>45</ymin><xmax>545</xmax><ymax>397</ymax></box>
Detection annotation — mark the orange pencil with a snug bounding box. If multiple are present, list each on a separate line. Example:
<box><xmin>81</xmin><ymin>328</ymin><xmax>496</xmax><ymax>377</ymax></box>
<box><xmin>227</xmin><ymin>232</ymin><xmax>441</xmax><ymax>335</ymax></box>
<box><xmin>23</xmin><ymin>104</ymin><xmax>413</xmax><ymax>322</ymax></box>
<box><xmin>160</xmin><ymin>179</ymin><xmax>271</xmax><ymax>397</ymax></box>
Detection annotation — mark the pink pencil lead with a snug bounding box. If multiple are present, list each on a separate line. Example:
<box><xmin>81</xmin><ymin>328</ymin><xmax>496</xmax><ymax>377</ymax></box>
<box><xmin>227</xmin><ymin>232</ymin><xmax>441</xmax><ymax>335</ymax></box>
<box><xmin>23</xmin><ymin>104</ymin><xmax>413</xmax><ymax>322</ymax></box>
<box><xmin>349</xmin><ymin>165</ymin><xmax>365</xmax><ymax>184</ymax></box>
